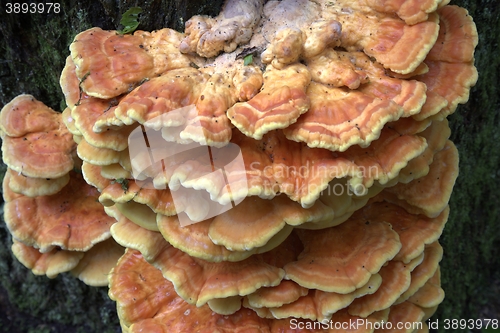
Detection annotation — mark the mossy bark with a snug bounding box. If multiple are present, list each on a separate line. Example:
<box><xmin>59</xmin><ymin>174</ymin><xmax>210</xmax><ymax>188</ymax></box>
<box><xmin>435</xmin><ymin>0</ymin><xmax>500</xmax><ymax>330</ymax></box>
<box><xmin>0</xmin><ymin>1</ymin><xmax>499</xmax><ymax>332</ymax></box>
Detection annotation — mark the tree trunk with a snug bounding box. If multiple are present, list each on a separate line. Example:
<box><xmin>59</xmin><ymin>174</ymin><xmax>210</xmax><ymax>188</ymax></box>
<box><xmin>0</xmin><ymin>1</ymin><xmax>499</xmax><ymax>332</ymax></box>
<box><xmin>434</xmin><ymin>0</ymin><xmax>500</xmax><ymax>329</ymax></box>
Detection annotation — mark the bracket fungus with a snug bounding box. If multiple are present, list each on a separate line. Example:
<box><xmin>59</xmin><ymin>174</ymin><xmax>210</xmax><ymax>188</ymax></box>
<box><xmin>1</xmin><ymin>0</ymin><xmax>478</xmax><ymax>331</ymax></box>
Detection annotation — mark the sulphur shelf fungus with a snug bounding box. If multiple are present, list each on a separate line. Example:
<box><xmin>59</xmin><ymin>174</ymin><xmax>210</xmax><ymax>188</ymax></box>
<box><xmin>1</xmin><ymin>0</ymin><xmax>477</xmax><ymax>331</ymax></box>
<box><xmin>1</xmin><ymin>95</ymin><xmax>125</xmax><ymax>286</ymax></box>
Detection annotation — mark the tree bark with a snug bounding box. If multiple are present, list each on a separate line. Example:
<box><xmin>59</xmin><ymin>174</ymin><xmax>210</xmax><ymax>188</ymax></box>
<box><xmin>0</xmin><ymin>0</ymin><xmax>499</xmax><ymax>332</ymax></box>
<box><xmin>434</xmin><ymin>1</ymin><xmax>500</xmax><ymax>329</ymax></box>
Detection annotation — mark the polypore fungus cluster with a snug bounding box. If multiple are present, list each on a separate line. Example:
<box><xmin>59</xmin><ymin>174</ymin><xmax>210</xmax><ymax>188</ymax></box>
<box><xmin>1</xmin><ymin>0</ymin><xmax>477</xmax><ymax>331</ymax></box>
<box><xmin>0</xmin><ymin>95</ymin><xmax>124</xmax><ymax>286</ymax></box>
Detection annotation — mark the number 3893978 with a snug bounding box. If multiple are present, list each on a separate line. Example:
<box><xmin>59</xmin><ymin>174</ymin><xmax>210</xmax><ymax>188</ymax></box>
<box><xmin>5</xmin><ymin>3</ymin><xmax>61</xmax><ymax>14</ymax></box>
